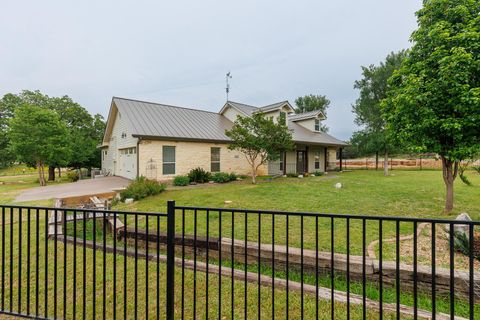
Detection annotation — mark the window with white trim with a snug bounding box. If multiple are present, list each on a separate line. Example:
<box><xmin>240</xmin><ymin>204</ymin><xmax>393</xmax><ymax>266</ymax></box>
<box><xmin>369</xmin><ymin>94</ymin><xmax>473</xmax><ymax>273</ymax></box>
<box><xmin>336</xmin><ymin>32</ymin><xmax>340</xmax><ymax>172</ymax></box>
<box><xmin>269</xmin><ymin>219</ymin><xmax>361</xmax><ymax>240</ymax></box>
<box><xmin>315</xmin><ymin>151</ymin><xmax>320</xmax><ymax>169</ymax></box>
<box><xmin>163</xmin><ymin>146</ymin><xmax>176</xmax><ymax>175</ymax></box>
<box><xmin>211</xmin><ymin>147</ymin><xmax>220</xmax><ymax>172</ymax></box>
<box><xmin>315</xmin><ymin>119</ymin><xmax>320</xmax><ymax>131</ymax></box>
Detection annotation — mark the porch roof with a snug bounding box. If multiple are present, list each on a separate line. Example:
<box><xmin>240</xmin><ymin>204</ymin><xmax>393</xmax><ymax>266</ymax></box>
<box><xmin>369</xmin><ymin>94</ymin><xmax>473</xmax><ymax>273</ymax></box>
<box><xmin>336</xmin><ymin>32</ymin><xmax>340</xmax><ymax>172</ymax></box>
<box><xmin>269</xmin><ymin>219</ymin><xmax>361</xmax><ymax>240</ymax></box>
<box><xmin>288</xmin><ymin>121</ymin><xmax>348</xmax><ymax>147</ymax></box>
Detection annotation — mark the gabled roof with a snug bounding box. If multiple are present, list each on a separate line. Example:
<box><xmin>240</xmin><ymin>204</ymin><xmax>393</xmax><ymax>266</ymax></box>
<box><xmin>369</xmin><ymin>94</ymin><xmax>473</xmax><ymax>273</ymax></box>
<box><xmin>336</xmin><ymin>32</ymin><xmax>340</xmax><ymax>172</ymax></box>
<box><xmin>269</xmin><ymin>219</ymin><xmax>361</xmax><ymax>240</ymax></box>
<box><xmin>288</xmin><ymin>121</ymin><xmax>347</xmax><ymax>146</ymax></box>
<box><xmin>103</xmin><ymin>97</ymin><xmax>347</xmax><ymax>147</ymax></box>
<box><xmin>289</xmin><ymin>109</ymin><xmax>326</xmax><ymax>122</ymax></box>
<box><xmin>255</xmin><ymin>101</ymin><xmax>295</xmax><ymax>114</ymax></box>
<box><xmin>220</xmin><ymin>100</ymin><xmax>294</xmax><ymax>116</ymax></box>
<box><xmin>110</xmin><ymin>97</ymin><xmax>234</xmax><ymax>142</ymax></box>
<box><xmin>219</xmin><ymin>101</ymin><xmax>258</xmax><ymax>116</ymax></box>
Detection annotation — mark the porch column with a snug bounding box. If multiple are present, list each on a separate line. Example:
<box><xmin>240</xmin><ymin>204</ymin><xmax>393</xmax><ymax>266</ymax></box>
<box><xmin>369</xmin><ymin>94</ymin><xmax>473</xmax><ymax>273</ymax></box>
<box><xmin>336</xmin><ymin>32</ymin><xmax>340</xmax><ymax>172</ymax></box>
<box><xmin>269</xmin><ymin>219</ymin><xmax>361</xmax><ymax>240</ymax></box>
<box><xmin>305</xmin><ymin>146</ymin><xmax>309</xmax><ymax>173</ymax></box>
<box><xmin>324</xmin><ymin>147</ymin><xmax>328</xmax><ymax>171</ymax></box>
<box><xmin>339</xmin><ymin>147</ymin><xmax>343</xmax><ymax>171</ymax></box>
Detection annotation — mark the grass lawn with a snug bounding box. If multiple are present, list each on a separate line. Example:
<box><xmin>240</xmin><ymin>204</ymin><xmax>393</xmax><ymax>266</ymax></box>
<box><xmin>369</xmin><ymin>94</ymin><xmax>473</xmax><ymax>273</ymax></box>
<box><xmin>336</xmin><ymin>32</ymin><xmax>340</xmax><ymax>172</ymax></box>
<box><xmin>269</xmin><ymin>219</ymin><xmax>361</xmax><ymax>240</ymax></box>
<box><xmin>114</xmin><ymin>170</ymin><xmax>480</xmax><ymax>260</ymax></box>
<box><xmin>1</xmin><ymin>169</ymin><xmax>479</xmax><ymax>318</ymax></box>
<box><xmin>0</xmin><ymin>164</ymin><xmax>37</xmax><ymax>177</ymax></box>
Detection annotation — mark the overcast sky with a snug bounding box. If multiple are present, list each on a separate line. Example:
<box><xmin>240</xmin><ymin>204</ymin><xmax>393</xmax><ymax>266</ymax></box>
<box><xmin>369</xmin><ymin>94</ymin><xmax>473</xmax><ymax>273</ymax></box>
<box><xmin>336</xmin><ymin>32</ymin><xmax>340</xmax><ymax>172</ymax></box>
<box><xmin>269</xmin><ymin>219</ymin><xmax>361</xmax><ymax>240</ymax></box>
<box><xmin>0</xmin><ymin>1</ymin><xmax>422</xmax><ymax>140</ymax></box>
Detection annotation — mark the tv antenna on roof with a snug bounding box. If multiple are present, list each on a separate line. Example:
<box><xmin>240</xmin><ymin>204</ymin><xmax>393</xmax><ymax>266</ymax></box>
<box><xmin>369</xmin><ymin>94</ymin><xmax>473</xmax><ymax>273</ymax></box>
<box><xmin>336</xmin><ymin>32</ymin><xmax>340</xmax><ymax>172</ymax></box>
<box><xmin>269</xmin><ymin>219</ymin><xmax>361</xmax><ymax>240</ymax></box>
<box><xmin>226</xmin><ymin>72</ymin><xmax>232</xmax><ymax>101</ymax></box>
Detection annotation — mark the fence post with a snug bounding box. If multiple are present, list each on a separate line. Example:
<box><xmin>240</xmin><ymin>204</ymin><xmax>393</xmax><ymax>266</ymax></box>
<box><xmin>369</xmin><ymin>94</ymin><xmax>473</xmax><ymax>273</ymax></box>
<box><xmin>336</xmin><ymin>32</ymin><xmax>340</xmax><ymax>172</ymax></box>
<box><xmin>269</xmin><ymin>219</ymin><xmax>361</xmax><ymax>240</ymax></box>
<box><xmin>166</xmin><ymin>200</ymin><xmax>176</xmax><ymax>320</ymax></box>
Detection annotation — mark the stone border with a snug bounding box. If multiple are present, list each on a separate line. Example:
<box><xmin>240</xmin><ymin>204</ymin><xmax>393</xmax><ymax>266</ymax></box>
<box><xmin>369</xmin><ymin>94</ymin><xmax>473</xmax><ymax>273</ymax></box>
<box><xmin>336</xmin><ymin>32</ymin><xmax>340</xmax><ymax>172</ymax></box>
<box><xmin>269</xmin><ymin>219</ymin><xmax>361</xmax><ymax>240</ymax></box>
<box><xmin>58</xmin><ymin>235</ymin><xmax>466</xmax><ymax>320</ymax></box>
<box><xmin>117</xmin><ymin>227</ymin><xmax>479</xmax><ymax>300</ymax></box>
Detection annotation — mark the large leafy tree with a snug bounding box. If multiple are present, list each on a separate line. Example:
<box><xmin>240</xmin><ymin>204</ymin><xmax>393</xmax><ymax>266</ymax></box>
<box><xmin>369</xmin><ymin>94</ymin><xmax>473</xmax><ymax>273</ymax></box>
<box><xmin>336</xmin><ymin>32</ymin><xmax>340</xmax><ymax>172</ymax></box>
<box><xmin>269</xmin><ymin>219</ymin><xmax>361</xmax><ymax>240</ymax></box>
<box><xmin>9</xmin><ymin>105</ymin><xmax>70</xmax><ymax>186</ymax></box>
<box><xmin>294</xmin><ymin>94</ymin><xmax>330</xmax><ymax>132</ymax></box>
<box><xmin>0</xmin><ymin>94</ymin><xmax>21</xmax><ymax>168</ymax></box>
<box><xmin>383</xmin><ymin>0</ymin><xmax>480</xmax><ymax>213</ymax></box>
<box><xmin>0</xmin><ymin>90</ymin><xmax>105</xmax><ymax>179</ymax></box>
<box><xmin>226</xmin><ymin>114</ymin><xmax>294</xmax><ymax>184</ymax></box>
<box><xmin>352</xmin><ymin>50</ymin><xmax>407</xmax><ymax>175</ymax></box>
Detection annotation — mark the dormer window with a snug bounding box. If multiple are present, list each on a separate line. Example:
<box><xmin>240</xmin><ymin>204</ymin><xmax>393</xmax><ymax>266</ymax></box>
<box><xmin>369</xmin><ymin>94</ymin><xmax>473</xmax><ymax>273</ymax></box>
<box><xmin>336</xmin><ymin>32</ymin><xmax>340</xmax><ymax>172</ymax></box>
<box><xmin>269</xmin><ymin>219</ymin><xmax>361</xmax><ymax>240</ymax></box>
<box><xmin>315</xmin><ymin>119</ymin><xmax>320</xmax><ymax>131</ymax></box>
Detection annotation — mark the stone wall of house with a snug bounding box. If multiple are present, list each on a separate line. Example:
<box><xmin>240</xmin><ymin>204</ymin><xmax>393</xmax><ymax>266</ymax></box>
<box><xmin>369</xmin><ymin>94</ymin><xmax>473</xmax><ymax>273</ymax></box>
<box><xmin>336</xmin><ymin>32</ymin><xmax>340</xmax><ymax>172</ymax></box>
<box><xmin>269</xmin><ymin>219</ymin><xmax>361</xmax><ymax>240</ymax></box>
<box><xmin>138</xmin><ymin>139</ymin><xmax>267</xmax><ymax>180</ymax></box>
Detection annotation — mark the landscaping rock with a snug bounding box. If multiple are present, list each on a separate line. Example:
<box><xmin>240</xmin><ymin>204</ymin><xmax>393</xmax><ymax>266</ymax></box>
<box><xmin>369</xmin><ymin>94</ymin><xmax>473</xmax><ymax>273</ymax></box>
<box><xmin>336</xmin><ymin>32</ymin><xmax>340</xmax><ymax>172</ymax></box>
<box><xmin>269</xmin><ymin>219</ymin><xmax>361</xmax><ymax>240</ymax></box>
<box><xmin>124</xmin><ymin>198</ymin><xmax>134</xmax><ymax>204</ymax></box>
<box><xmin>298</xmin><ymin>175</ymin><xmax>304</xmax><ymax>178</ymax></box>
<box><xmin>335</xmin><ymin>182</ymin><xmax>343</xmax><ymax>189</ymax></box>
<box><xmin>224</xmin><ymin>200</ymin><xmax>232</xmax><ymax>204</ymax></box>
<box><xmin>454</xmin><ymin>212</ymin><xmax>472</xmax><ymax>237</ymax></box>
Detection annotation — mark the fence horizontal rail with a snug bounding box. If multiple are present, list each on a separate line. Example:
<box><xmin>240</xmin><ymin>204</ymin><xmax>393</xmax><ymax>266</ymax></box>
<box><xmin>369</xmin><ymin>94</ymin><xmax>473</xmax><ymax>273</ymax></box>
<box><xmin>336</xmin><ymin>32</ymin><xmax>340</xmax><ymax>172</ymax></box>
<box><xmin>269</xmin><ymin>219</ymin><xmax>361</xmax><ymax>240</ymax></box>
<box><xmin>174</xmin><ymin>205</ymin><xmax>480</xmax><ymax>225</ymax></box>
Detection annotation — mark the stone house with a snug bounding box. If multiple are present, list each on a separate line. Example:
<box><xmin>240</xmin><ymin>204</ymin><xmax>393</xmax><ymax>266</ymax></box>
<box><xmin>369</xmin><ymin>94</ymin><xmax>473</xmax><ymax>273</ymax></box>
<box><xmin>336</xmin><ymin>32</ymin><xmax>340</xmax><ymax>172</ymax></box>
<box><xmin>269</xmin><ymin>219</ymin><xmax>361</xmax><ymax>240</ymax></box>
<box><xmin>100</xmin><ymin>97</ymin><xmax>347</xmax><ymax>180</ymax></box>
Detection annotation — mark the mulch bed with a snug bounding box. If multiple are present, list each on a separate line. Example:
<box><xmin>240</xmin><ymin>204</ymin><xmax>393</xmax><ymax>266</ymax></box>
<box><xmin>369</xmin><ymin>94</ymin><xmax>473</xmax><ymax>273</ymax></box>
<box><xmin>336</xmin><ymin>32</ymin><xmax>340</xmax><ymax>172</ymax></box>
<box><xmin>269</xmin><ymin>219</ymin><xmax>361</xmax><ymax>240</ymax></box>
<box><xmin>474</xmin><ymin>232</ymin><xmax>480</xmax><ymax>257</ymax></box>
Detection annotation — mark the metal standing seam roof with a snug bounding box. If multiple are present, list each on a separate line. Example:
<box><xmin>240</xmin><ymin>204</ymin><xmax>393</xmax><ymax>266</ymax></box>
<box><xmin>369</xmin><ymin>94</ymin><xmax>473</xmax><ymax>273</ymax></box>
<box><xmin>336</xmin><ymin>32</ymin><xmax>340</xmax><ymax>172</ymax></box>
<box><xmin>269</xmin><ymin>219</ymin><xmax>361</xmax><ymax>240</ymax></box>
<box><xmin>110</xmin><ymin>97</ymin><xmax>347</xmax><ymax>146</ymax></box>
<box><xmin>113</xmin><ymin>97</ymin><xmax>234</xmax><ymax>142</ymax></box>
<box><xmin>289</xmin><ymin>109</ymin><xmax>325</xmax><ymax>121</ymax></box>
<box><xmin>225</xmin><ymin>101</ymin><xmax>259</xmax><ymax>116</ymax></box>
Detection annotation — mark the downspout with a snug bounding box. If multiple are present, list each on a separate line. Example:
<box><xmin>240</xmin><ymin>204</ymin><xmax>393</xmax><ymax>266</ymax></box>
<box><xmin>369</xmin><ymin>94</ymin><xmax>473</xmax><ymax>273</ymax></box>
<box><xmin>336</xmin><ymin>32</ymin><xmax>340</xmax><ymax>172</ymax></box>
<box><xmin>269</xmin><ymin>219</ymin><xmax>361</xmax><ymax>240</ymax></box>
<box><xmin>136</xmin><ymin>138</ymin><xmax>140</xmax><ymax>178</ymax></box>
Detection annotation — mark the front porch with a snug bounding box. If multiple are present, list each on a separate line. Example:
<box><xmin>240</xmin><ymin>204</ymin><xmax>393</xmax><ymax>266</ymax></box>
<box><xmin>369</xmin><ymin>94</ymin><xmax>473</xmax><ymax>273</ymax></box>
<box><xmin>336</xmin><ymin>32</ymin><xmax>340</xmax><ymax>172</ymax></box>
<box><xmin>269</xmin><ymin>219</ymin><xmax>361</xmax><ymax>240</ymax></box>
<box><xmin>267</xmin><ymin>144</ymin><xmax>343</xmax><ymax>175</ymax></box>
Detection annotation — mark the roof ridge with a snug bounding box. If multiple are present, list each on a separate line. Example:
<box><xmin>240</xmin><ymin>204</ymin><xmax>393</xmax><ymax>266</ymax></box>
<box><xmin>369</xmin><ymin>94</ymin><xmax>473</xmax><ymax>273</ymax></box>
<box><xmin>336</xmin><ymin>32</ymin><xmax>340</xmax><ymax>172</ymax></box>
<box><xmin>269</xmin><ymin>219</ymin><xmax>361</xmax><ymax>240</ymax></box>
<box><xmin>227</xmin><ymin>100</ymin><xmax>259</xmax><ymax>109</ymax></box>
<box><xmin>113</xmin><ymin>96</ymin><xmax>220</xmax><ymax>115</ymax></box>
<box><xmin>260</xmin><ymin>100</ymin><xmax>289</xmax><ymax>110</ymax></box>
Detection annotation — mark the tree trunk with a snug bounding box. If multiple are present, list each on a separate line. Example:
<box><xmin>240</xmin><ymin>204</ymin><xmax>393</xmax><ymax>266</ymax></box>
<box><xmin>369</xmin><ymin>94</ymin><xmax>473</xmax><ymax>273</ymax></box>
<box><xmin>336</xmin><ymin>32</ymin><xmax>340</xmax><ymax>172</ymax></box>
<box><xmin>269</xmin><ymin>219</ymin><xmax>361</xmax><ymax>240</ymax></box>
<box><xmin>37</xmin><ymin>162</ymin><xmax>46</xmax><ymax>186</ymax></box>
<box><xmin>48</xmin><ymin>166</ymin><xmax>55</xmax><ymax>181</ymax></box>
<box><xmin>375</xmin><ymin>152</ymin><xmax>379</xmax><ymax>170</ymax></box>
<box><xmin>441</xmin><ymin>156</ymin><xmax>458</xmax><ymax>213</ymax></box>
<box><xmin>251</xmin><ymin>163</ymin><xmax>257</xmax><ymax>184</ymax></box>
<box><xmin>57</xmin><ymin>167</ymin><xmax>61</xmax><ymax>177</ymax></box>
<box><xmin>383</xmin><ymin>150</ymin><xmax>389</xmax><ymax>176</ymax></box>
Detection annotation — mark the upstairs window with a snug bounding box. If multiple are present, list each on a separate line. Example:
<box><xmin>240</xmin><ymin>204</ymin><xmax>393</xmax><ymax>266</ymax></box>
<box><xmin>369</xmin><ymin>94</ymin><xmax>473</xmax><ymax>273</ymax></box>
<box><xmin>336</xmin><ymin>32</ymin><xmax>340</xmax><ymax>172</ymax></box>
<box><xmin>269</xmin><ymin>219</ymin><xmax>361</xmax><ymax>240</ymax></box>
<box><xmin>315</xmin><ymin>119</ymin><xmax>320</xmax><ymax>131</ymax></box>
<box><xmin>163</xmin><ymin>146</ymin><xmax>176</xmax><ymax>175</ymax></box>
<box><xmin>211</xmin><ymin>147</ymin><xmax>221</xmax><ymax>172</ymax></box>
<box><xmin>279</xmin><ymin>112</ymin><xmax>286</xmax><ymax>125</ymax></box>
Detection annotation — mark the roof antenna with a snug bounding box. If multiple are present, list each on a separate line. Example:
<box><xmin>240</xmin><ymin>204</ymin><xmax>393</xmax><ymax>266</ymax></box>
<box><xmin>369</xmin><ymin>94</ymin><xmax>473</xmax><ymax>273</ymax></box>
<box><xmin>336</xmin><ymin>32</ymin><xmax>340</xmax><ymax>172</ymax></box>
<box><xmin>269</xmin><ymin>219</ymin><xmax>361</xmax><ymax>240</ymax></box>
<box><xmin>226</xmin><ymin>72</ymin><xmax>232</xmax><ymax>101</ymax></box>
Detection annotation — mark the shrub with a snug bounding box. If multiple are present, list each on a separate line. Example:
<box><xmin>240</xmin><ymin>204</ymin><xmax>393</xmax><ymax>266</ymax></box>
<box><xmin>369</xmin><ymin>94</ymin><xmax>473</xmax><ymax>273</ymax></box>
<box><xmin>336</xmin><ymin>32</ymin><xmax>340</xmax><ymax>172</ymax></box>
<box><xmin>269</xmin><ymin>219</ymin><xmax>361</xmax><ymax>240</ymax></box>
<box><xmin>228</xmin><ymin>172</ymin><xmax>238</xmax><ymax>181</ymax></box>
<box><xmin>188</xmin><ymin>167</ymin><xmax>211</xmax><ymax>183</ymax></box>
<box><xmin>173</xmin><ymin>175</ymin><xmax>190</xmax><ymax>186</ymax></box>
<box><xmin>120</xmin><ymin>176</ymin><xmax>166</xmax><ymax>201</ymax></box>
<box><xmin>66</xmin><ymin>170</ymin><xmax>79</xmax><ymax>182</ymax></box>
<box><xmin>286</xmin><ymin>173</ymin><xmax>298</xmax><ymax>178</ymax></box>
<box><xmin>211</xmin><ymin>172</ymin><xmax>231</xmax><ymax>183</ymax></box>
<box><xmin>313</xmin><ymin>171</ymin><xmax>324</xmax><ymax>176</ymax></box>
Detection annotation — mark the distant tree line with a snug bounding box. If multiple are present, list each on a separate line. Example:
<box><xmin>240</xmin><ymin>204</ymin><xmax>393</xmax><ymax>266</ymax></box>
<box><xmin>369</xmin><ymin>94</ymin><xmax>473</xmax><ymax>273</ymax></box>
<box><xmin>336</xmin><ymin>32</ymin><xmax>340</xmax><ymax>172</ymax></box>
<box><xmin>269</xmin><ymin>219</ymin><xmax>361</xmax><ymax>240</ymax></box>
<box><xmin>0</xmin><ymin>90</ymin><xmax>105</xmax><ymax>186</ymax></box>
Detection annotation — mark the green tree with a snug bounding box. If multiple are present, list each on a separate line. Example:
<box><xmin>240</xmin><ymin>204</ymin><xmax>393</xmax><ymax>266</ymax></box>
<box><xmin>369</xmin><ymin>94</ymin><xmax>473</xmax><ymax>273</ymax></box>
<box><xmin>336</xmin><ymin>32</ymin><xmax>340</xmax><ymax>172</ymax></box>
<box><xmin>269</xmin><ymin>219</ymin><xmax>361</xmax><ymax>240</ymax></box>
<box><xmin>49</xmin><ymin>95</ymin><xmax>105</xmax><ymax>178</ymax></box>
<box><xmin>9</xmin><ymin>105</ymin><xmax>70</xmax><ymax>186</ymax></box>
<box><xmin>294</xmin><ymin>95</ymin><xmax>330</xmax><ymax>132</ymax></box>
<box><xmin>225</xmin><ymin>114</ymin><xmax>294</xmax><ymax>184</ymax></box>
<box><xmin>352</xmin><ymin>50</ymin><xmax>407</xmax><ymax>175</ymax></box>
<box><xmin>0</xmin><ymin>94</ymin><xmax>21</xmax><ymax>168</ymax></box>
<box><xmin>383</xmin><ymin>0</ymin><xmax>480</xmax><ymax>212</ymax></box>
<box><xmin>0</xmin><ymin>90</ymin><xmax>105</xmax><ymax>178</ymax></box>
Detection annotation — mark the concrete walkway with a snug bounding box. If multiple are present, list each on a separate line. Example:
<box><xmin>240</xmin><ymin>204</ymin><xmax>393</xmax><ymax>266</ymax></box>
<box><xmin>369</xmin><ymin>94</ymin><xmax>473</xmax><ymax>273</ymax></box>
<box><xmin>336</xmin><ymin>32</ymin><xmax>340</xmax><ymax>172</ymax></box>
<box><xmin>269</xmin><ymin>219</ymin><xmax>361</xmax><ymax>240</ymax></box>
<box><xmin>15</xmin><ymin>176</ymin><xmax>130</xmax><ymax>202</ymax></box>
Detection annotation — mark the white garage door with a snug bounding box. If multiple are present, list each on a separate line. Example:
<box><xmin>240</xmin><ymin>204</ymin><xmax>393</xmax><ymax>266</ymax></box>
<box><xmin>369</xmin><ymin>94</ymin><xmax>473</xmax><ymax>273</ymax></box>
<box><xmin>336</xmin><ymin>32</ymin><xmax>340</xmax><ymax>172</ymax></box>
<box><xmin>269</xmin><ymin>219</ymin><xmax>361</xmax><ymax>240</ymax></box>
<box><xmin>118</xmin><ymin>147</ymin><xmax>137</xmax><ymax>180</ymax></box>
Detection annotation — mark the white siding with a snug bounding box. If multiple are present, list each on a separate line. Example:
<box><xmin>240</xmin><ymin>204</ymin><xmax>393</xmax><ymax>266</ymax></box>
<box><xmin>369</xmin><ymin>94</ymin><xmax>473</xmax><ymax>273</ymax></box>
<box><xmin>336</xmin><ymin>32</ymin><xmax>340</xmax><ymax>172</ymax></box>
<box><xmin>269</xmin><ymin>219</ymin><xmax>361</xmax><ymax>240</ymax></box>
<box><xmin>222</xmin><ymin>106</ymin><xmax>243</xmax><ymax>123</ymax></box>
<box><xmin>102</xmin><ymin>110</ymin><xmax>138</xmax><ymax>179</ymax></box>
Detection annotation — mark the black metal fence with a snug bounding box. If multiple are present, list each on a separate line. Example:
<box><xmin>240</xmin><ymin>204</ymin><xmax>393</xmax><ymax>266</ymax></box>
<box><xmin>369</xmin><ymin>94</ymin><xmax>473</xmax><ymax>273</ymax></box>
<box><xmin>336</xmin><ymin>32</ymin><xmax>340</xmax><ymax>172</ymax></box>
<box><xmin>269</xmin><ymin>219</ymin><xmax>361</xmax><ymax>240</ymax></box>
<box><xmin>0</xmin><ymin>202</ymin><xmax>478</xmax><ymax>319</ymax></box>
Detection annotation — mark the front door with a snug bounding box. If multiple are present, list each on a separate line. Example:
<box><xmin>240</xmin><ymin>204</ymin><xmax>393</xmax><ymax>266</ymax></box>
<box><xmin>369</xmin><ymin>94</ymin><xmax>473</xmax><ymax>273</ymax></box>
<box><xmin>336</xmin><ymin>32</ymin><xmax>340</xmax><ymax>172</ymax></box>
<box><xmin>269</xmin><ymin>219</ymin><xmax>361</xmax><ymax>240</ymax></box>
<box><xmin>296</xmin><ymin>151</ymin><xmax>306</xmax><ymax>174</ymax></box>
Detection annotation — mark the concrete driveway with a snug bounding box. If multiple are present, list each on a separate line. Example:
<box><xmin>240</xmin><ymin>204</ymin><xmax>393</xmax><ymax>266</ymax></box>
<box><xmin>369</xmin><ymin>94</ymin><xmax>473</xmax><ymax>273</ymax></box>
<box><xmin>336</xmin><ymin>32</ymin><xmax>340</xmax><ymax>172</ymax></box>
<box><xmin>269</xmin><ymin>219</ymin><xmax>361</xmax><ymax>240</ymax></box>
<box><xmin>15</xmin><ymin>176</ymin><xmax>131</xmax><ymax>202</ymax></box>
